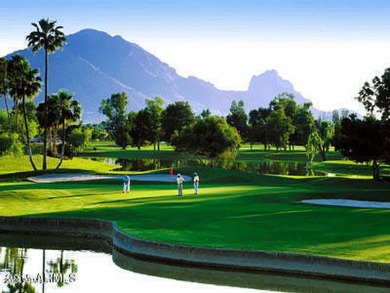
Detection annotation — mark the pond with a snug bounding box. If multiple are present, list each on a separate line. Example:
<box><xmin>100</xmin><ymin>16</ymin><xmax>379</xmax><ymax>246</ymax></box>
<box><xmin>0</xmin><ymin>233</ymin><xmax>387</xmax><ymax>293</ymax></box>
<box><xmin>89</xmin><ymin>158</ymin><xmax>325</xmax><ymax>176</ymax></box>
<box><xmin>1</xmin><ymin>248</ymin><xmax>273</xmax><ymax>293</ymax></box>
<box><xmin>0</xmin><ymin>234</ymin><xmax>257</xmax><ymax>293</ymax></box>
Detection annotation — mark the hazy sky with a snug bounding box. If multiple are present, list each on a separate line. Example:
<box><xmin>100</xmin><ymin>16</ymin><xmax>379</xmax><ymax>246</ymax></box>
<box><xmin>2</xmin><ymin>0</ymin><xmax>390</xmax><ymax>113</ymax></box>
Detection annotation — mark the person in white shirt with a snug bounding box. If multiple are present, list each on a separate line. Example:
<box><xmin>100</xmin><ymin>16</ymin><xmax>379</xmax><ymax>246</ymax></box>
<box><xmin>176</xmin><ymin>174</ymin><xmax>185</xmax><ymax>196</ymax></box>
<box><xmin>193</xmin><ymin>172</ymin><xmax>199</xmax><ymax>195</ymax></box>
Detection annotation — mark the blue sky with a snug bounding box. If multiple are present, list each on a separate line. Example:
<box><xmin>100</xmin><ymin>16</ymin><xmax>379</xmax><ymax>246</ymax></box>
<box><xmin>3</xmin><ymin>0</ymin><xmax>390</xmax><ymax>40</ymax></box>
<box><xmin>1</xmin><ymin>0</ymin><xmax>390</xmax><ymax>112</ymax></box>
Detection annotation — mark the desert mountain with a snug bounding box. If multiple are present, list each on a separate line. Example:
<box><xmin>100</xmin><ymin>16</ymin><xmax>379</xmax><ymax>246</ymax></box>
<box><xmin>4</xmin><ymin>29</ymin><xmax>313</xmax><ymax>122</ymax></box>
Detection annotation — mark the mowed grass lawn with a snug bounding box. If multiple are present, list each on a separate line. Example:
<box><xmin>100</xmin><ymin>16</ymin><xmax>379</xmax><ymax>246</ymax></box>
<box><xmin>0</xmin><ymin>152</ymin><xmax>389</xmax><ymax>263</ymax></box>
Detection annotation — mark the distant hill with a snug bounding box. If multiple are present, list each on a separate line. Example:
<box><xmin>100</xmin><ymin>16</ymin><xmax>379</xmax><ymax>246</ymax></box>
<box><xmin>247</xmin><ymin>69</ymin><xmax>310</xmax><ymax>109</ymax></box>
<box><xmin>3</xmin><ymin>29</ymin><xmax>316</xmax><ymax>122</ymax></box>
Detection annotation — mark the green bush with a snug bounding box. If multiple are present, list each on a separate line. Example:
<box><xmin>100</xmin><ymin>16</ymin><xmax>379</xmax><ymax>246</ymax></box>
<box><xmin>58</xmin><ymin>143</ymin><xmax>77</xmax><ymax>159</ymax></box>
<box><xmin>68</xmin><ymin>129</ymin><xmax>89</xmax><ymax>153</ymax></box>
<box><xmin>0</xmin><ymin>133</ymin><xmax>23</xmax><ymax>156</ymax></box>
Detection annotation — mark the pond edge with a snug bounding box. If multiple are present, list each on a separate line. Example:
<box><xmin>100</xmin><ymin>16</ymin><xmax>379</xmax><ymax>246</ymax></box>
<box><xmin>0</xmin><ymin>216</ymin><xmax>388</xmax><ymax>285</ymax></box>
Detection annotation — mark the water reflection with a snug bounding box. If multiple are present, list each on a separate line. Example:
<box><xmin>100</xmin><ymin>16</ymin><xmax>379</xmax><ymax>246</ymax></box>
<box><xmin>90</xmin><ymin>157</ymin><xmax>325</xmax><ymax>176</ymax></box>
<box><xmin>1</xmin><ymin>247</ymin><xmax>30</xmax><ymax>292</ymax></box>
<box><xmin>214</xmin><ymin>160</ymin><xmax>324</xmax><ymax>176</ymax></box>
<box><xmin>0</xmin><ymin>234</ymin><xmax>261</xmax><ymax>293</ymax></box>
<box><xmin>47</xmin><ymin>250</ymin><xmax>78</xmax><ymax>288</ymax></box>
<box><xmin>0</xmin><ymin>247</ymin><xmax>77</xmax><ymax>293</ymax></box>
<box><xmin>0</xmin><ymin>233</ymin><xmax>388</xmax><ymax>293</ymax></box>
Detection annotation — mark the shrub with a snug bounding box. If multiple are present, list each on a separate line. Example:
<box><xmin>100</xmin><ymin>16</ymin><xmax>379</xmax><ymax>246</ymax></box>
<box><xmin>0</xmin><ymin>133</ymin><xmax>23</xmax><ymax>156</ymax></box>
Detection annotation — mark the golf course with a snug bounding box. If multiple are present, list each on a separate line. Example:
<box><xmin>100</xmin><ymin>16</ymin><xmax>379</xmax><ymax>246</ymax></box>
<box><xmin>0</xmin><ymin>142</ymin><xmax>389</xmax><ymax>264</ymax></box>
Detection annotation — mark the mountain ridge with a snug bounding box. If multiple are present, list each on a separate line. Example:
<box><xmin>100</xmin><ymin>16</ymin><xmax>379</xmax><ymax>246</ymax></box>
<box><xmin>3</xmin><ymin>29</ymin><xmax>317</xmax><ymax>122</ymax></box>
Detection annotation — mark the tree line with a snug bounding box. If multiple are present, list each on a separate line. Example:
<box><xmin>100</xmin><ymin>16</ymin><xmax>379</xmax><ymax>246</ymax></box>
<box><xmin>98</xmin><ymin>91</ymin><xmax>345</xmax><ymax>164</ymax></box>
<box><xmin>98</xmin><ymin>83</ymin><xmax>389</xmax><ymax>180</ymax></box>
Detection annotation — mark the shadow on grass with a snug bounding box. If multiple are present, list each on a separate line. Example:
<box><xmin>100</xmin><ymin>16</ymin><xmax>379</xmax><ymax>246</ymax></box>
<box><xmin>24</xmin><ymin>194</ymin><xmax>390</xmax><ymax>260</ymax></box>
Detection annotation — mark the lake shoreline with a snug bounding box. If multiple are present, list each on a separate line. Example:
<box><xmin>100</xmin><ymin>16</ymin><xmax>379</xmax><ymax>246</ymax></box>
<box><xmin>0</xmin><ymin>216</ymin><xmax>389</xmax><ymax>287</ymax></box>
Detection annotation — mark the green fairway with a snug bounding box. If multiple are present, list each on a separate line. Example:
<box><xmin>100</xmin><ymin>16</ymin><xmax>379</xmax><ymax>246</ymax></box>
<box><xmin>0</xmin><ymin>147</ymin><xmax>389</xmax><ymax>263</ymax></box>
<box><xmin>0</xmin><ymin>154</ymin><xmax>120</xmax><ymax>176</ymax></box>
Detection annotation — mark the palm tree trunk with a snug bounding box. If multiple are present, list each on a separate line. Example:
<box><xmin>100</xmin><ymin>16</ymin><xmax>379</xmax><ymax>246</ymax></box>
<box><xmin>56</xmin><ymin>119</ymin><xmax>66</xmax><ymax>170</ymax></box>
<box><xmin>4</xmin><ymin>93</ymin><xmax>10</xmax><ymax>119</ymax></box>
<box><xmin>43</xmin><ymin>50</ymin><xmax>48</xmax><ymax>170</ymax></box>
<box><xmin>14</xmin><ymin>97</ymin><xmax>19</xmax><ymax>133</ymax></box>
<box><xmin>52</xmin><ymin>125</ymin><xmax>58</xmax><ymax>156</ymax></box>
<box><xmin>47</xmin><ymin>127</ymin><xmax>52</xmax><ymax>155</ymax></box>
<box><xmin>22</xmin><ymin>95</ymin><xmax>37</xmax><ymax>171</ymax></box>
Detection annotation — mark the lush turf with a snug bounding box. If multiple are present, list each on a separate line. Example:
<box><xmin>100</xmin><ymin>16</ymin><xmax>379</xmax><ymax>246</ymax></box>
<box><xmin>81</xmin><ymin>141</ymin><xmax>184</xmax><ymax>160</ymax></box>
<box><xmin>0</xmin><ymin>146</ymin><xmax>389</xmax><ymax>263</ymax></box>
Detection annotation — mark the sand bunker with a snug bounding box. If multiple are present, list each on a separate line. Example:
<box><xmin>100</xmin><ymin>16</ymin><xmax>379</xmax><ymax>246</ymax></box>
<box><xmin>28</xmin><ymin>173</ymin><xmax>192</xmax><ymax>183</ymax></box>
<box><xmin>302</xmin><ymin>199</ymin><xmax>390</xmax><ymax>209</ymax></box>
<box><xmin>28</xmin><ymin>174</ymin><xmax>117</xmax><ymax>183</ymax></box>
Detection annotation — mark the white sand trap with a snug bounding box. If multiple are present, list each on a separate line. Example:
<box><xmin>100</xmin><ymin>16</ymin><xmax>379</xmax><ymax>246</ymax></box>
<box><xmin>28</xmin><ymin>173</ymin><xmax>117</xmax><ymax>183</ymax></box>
<box><xmin>28</xmin><ymin>173</ymin><xmax>192</xmax><ymax>183</ymax></box>
<box><xmin>302</xmin><ymin>199</ymin><xmax>390</xmax><ymax>209</ymax></box>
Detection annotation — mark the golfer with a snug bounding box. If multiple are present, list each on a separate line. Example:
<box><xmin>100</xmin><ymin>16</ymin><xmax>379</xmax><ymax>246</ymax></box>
<box><xmin>176</xmin><ymin>174</ymin><xmax>185</xmax><ymax>196</ymax></box>
<box><xmin>193</xmin><ymin>172</ymin><xmax>199</xmax><ymax>195</ymax></box>
<box><xmin>123</xmin><ymin>175</ymin><xmax>130</xmax><ymax>193</ymax></box>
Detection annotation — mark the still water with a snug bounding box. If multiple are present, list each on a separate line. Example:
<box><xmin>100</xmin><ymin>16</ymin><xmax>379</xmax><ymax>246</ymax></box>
<box><xmin>0</xmin><ymin>233</ymin><xmax>265</xmax><ymax>293</ymax></box>
<box><xmin>90</xmin><ymin>158</ymin><xmax>325</xmax><ymax>176</ymax></box>
<box><xmin>0</xmin><ymin>247</ymin><xmax>260</xmax><ymax>293</ymax></box>
<box><xmin>0</xmin><ymin>233</ymin><xmax>388</xmax><ymax>293</ymax></box>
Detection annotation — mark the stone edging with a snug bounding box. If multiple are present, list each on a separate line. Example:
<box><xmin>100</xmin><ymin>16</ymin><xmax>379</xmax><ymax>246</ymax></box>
<box><xmin>0</xmin><ymin>216</ymin><xmax>389</xmax><ymax>285</ymax></box>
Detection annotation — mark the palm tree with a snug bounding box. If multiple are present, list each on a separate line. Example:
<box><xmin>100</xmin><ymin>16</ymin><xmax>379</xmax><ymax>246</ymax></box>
<box><xmin>51</xmin><ymin>90</ymin><xmax>81</xmax><ymax>169</ymax></box>
<box><xmin>37</xmin><ymin>97</ymin><xmax>59</xmax><ymax>156</ymax></box>
<box><xmin>7</xmin><ymin>55</ymin><xmax>24</xmax><ymax>133</ymax></box>
<box><xmin>26</xmin><ymin>18</ymin><xmax>66</xmax><ymax>170</ymax></box>
<box><xmin>0</xmin><ymin>57</ymin><xmax>10</xmax><ymax>119</ymax></box>
<box><xmin>46</xmin><ymin>96</ymin><xmax>61</xmax><ymax>156</ymax></box>
<box><xmin>8</xmin><ymin>55</ymin><xmax>41</xmax><ymax>170</ymax></box>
